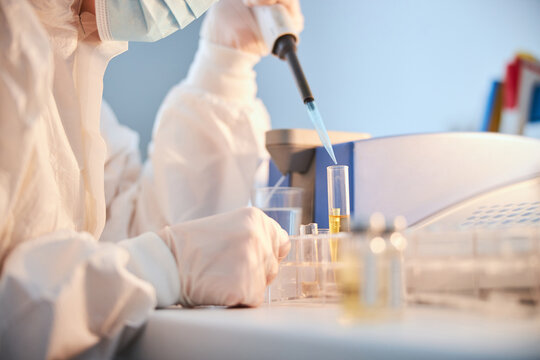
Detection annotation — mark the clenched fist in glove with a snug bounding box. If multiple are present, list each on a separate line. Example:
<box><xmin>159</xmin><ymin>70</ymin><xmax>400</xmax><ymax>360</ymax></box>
<box><xmin>159</xmin><ymin>208</ymin><xmax>290</xmax><ymax>307</ymax></box>
<box><xmin>201</xmin><ymin>0</ymin><xmax>304</xmax><ymax>56</ymax></box>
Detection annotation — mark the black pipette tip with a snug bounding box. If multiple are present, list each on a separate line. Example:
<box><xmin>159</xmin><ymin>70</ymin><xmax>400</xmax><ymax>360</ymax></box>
<box><xmin>273</xmin><ymin>35</ymin><xmax>314</xmax><ymax>104</ymax></box>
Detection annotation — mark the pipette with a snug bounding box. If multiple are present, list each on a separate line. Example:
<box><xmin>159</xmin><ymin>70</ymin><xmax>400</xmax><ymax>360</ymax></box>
<box><xmin>305</xmin><ymin>101</ymin><xmax>337</xmax><ymax>164</ymax></box>
<box><xmin>253</xmin><ymin>5</ymin><xmax>337</xmax><ymax>164</ymax></box>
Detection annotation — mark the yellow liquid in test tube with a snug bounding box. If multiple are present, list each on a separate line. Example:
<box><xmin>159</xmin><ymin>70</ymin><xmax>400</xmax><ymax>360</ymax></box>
<box><xmin>328</xmin><ymin>208</ymin><xmax>350</xmax><ymax>262</ymax></box>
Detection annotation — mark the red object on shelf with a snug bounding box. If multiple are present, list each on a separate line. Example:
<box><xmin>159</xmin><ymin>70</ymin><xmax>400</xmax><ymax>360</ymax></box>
<box><xmin>504</xmin><ymin>55</ymin><xmax>540</xmax><ymax>110</ymax></box>
<box><xmin>504</xmin><ymin>57</ymin><xmax>520</xmax><ymax>109</ymax></box>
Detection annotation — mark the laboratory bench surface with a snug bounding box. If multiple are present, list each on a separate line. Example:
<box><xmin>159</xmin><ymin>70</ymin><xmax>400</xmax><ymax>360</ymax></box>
<box><xmin>124</xmin><ymin>303</ymin><xmax>540</xmax><ymax>360</ymax></box>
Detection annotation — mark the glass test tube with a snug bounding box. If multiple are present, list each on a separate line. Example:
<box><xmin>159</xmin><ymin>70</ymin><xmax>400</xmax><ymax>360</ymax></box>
<box><xmin>328</xmin><ymin>165</ymin><xmax>350</xmax><ymax>234</ymax></box>
<box><xmin>327</xmin><ymin>165</ymin><xmax>350</xmax><ymax>263</ymax></box>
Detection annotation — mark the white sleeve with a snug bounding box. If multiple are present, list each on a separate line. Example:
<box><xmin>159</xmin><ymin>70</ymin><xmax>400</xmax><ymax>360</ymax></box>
<box><xmin>0</xmin><ymin>1</ymin><xmax>179</xmax><ymax>357</ymax></box>
<box><xmin>99</xmin><ymin>104</ymin><xmax>181</xmax><ymax>302</ymax></box>
<box><xmin>132</xmin><ymin>40</ymin><xmax>271</xmax><ymax>232</ymax></box>
<box><xmin>0</xmin><ymin>230</ymin><xmax>178</xmax><ymax>359</ymax></box>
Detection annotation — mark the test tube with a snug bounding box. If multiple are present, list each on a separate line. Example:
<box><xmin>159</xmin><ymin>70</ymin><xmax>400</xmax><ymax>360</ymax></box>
<box><xmin>327</xmin><ymin>165</ymin><xmax>350</xmax><ymax>264</ymax></box>
<box><xmin>327</xmin><ymin>165</ymin><xmax>350</xmax><ymax>234</ymax></box>
<box><xmin>298</xmin><ymin>223</ymin><xmax>319</xmax><ymax>298</ymax></box>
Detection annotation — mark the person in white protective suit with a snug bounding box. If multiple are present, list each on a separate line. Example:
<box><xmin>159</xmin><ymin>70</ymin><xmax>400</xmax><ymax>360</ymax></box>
<box><xmin>0</xmin><ymin>0</ymin><xmax>303</xmax><ymax>358</ymax></box>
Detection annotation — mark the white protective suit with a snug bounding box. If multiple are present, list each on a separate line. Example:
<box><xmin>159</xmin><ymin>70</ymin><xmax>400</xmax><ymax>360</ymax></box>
<box><xmin>0</xmin><ymin>0</ymin><xmax>272</xmax><ymax>358</ymax></box>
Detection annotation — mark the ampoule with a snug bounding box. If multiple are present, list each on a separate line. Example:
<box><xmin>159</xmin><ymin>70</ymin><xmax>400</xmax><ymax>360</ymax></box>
<box><xmin>341</xmin><ymin>213</ymin><xmax>408</xmax><ymax>320</ymax></box>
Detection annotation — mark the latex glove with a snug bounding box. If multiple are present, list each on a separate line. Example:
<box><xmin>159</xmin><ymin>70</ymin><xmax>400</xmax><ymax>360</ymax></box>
<box><xmin>159</xmin><ymin>208</ymin><xmax>290</xmax><ymax>307</ymax></box>
<box><xmin>201</xmin><ymin>0</ymin><xmax>304</xmax><ymax>56</ymax></box>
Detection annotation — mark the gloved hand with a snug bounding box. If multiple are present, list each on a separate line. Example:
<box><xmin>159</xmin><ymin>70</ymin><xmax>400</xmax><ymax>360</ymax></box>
<box><xmin>159</xmin><ymin>207</ymin><xmax>290</xmax><ymax>307</ymax></box>
<box><xmin>201</xmin><ymin>0</ymin><xmax>304</xmax><ymax>56</ymax></box>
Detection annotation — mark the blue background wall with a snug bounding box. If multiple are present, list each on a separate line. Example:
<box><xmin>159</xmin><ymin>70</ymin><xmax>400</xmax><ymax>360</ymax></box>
<box><xmin>103</xmin><ymin>0</ymin><xmax>540</xmax><ymax>158</ymax></box>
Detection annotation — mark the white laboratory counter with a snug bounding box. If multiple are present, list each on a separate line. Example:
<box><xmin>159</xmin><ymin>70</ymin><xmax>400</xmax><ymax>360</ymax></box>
<box><xmin>124</xmin><ymin>303</ymin><xmax>540</xmax><ymax>360</ymax></box>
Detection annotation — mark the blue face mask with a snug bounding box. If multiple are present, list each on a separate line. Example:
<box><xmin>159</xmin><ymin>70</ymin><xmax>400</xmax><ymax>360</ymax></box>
<box><xmin>95</xmin><ymin>0</ymin><xmax>217</xmax><ymax>42</ymax></box>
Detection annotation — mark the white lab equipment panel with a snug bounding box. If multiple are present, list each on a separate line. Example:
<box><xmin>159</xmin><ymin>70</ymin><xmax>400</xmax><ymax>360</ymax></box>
<box><xmin>352</xmin><ymin>132</ymin><xmax>540</xmax><ymax>226</ymax></box>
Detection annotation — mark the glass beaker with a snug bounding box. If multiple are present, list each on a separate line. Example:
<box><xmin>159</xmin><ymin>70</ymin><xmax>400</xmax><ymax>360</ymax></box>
<box><xmin>252</xmin><ymin>187</ymin><xmax>303</xmax><ymax>236</ymax></box>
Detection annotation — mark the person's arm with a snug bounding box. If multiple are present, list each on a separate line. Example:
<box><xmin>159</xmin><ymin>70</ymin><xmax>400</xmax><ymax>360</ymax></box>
<box><xmin>98</xmin><ymin>95</ymin><xmax>287</xmax><ymax>311</ymax></box>
<box><xmin>130</xmin><ymin>0</ymin><xmax>303</xmax><ymax>232</ymax></box>
<box><xmin>0</xmin><ymin>230</ymin><xmax>179</xmax><ymax>359</ymax></box>
<box><xmin>133</xmin><ymin>40</ymin><xmax>271</xmax><ymax>231</ymax></box>
<box><xmin>98</xmin><ymin>41</ymin><xmax>270</xmax><ymax>235</ymax></box>
<box><xmin>0</xmin><ymin>3</ymin><xmax>178</xmax><ymax>357</ymax></box>
<box><xmin>0</xmin><ymin>69</ymin><xmax>175</xmax><ymax>360</ymax></box>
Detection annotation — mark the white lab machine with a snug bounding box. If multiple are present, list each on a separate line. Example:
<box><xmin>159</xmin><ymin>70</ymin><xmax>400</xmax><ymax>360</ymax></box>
<box><xmin>350</xmin><ymin>132</ymin><xmax>540</xmax><ymax>226</ymax></box>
